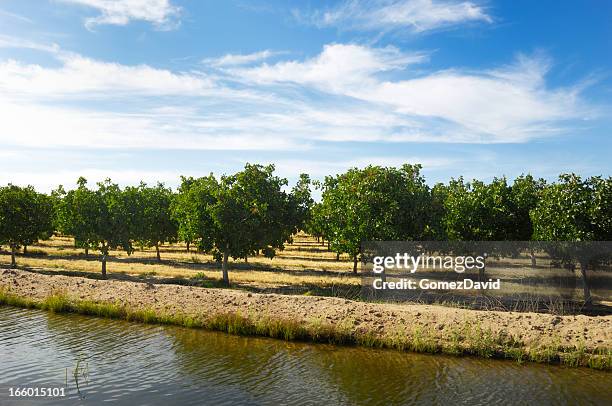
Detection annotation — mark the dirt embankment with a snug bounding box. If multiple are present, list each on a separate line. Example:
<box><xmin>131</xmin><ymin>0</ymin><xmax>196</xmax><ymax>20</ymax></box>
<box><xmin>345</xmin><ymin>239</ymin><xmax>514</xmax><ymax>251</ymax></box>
<box><xmin>1</xmin><ymin>269</ymin><xmax>610</xmax><ymax>357</ymax></box>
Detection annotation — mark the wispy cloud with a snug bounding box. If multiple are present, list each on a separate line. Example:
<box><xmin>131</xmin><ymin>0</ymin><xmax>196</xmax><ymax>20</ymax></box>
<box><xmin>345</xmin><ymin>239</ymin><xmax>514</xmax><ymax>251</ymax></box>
<box><xmin>0</xmin><ymin>55</ymin><xmax>217</xmax><ymax>98</ymax></box>
<box><xmin>0</xmin><ymin>8</ymin><xmax>34</xmax><ymax>23</ymax></box>
<box><xmin>295</xmin><ymin>0</ymin><xmax>491</xmax><ymax>34</ymax></box>
<box><xmin>233</xmin><ymin>44</ymin><xmax>592</xmax><ymax>143</ymax></box>
<box><xmin>0</xmin><ymin>34</ymin><xmax>60</xmax><ymax>53</ymax></box>
<box><xmin>58</xmin><ymin>0</ymin><xmax>181</xmax><ymax>30</ymax></box>
<box><xmin>203</xmin><ymin>50</ymin><xmax>285</xmax><ymax>67</ymax></box>
<box><xmin>0</xmin><ymin>38</ymin><xmax>596</xmax><ymax>156</ymax></box>
<box><xmin>233</xmin><ymin>44</ymin><xmax>428</xmax><ymax>92</ymax></box>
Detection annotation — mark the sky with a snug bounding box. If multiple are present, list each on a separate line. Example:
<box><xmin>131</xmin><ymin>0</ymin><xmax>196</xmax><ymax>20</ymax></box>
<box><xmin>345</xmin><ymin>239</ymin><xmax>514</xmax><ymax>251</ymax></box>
<box><xmin>0</xmin><ymin>0</ymin><xmax>611</xmax><ymax>192</ymax></box>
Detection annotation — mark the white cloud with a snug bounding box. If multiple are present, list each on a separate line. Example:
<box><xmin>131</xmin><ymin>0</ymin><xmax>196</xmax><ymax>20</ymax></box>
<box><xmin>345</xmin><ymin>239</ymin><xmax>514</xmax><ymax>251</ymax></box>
<box><xmin>59</xmin><ymin>0</ymin><xmax>181</xmax><ymax>30</ymax></box>
<box><xmin>0</xmin><ymin>8</ymin><xmax>34</xmax><ymax>23</ymax></box>
<box><xmin>0</xmin><ymin>45</ymin><xmax>306</xmax><ymax>150</ymax></box>
<box><xmin>0</xmin><ymin>43</ymin><xmax>433</xmax><ymax>150</ymax></box>
<box><xmin>0</xmin><ymin>34</ymin><xmax>60</xmax><ymax>53</ymax></box>
<box><xmin>0</xmin><ymin>38</ymin><xmax>596</xmax><ymax>155</ymax></box>
<box><xmin>203</xmin><ymin>50</ymin><xmax>282</xmax><ymax>67</ymax></box>
<box><xmin>298</xmin><ymin>0</ymin><xmax>491</xmax><ymax>33</ymax></box>
<box><xmin>0</xmin><ymin>55</ymin><xmax>217</xmax><ymax>98</ymax></box>
<box><xmin>0</xmin><ymin>100</ymin><xmax>307</xmax><ymax>151</ymax></box>
<box><xmin>234</xmin><ymin>43</ymin><xmax>427</xmax><ymax>92</ymax></box>
<box><xmin>234</xmin><ymin>44</ymin><xmax>591</xmax><ymax>142</ymax></box>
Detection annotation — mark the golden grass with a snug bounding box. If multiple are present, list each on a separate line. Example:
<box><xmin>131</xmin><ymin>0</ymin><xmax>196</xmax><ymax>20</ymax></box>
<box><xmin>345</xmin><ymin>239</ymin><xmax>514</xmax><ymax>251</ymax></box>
<box><xmin>0</xmin><ymin>234</ymin><xmax>361</xmax><ymax>289</ymax></box>
<box><xmin>2</xmin><ymin>234</ymin><xmax>610</xmax><ymax>304</ymax></box>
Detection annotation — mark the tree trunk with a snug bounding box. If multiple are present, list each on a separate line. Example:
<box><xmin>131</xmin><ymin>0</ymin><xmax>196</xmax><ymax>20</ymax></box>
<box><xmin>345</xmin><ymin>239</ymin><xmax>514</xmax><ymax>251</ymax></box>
<box><xmin>10</xmin><ymin>245</ymin><xmax>17</xmax><ymax>268</ymax></box>
<box><xmin>316</xmin><ymin>236</ymin><xmax>320</xmax><ymax>243</ymax></box>
<box><xmin>101</xmin><ymin>255</ymin><xmax>107</xmax><ymax>279</ymax></box>
<box><xmin>353</xmin><ymin>255</ymin><xmax>358</xmax><ymax>274</ymax></box>
<box><xmin>336</xmin><ymin>252</ymin><xmax>340</xmax><ymax>261</ymax></box>
<box><xmin>85</xmin><ymin>247</ymin><xmax>89</xmax><ymax>257</ymax></box>
<box><xmin>101</xmin><ymin>244</ymin><xmax>108</xmax><ymax>279</ymax></box>
<box><xmin>23</xmin><ymin>245</ymin><xmax>27</xmax><ymax>255</ymax></box>
<box><xmin>244</xmin><ymin>256</ymin><xmax>248</xmax><ymax>263</ymax></box>
<box><xmin>186</xmin><ymin>241</ymin><xmax>190</xmax><ymax>253</ymax></box>
<box><xmin>479</xmin><ymin>262</ymin><xmax>486</xmax><ymax>282</ymax></box>
<box><xmin>530</xmin><ymin>249</ymin><xmax>536</xmax><ymax>268</ymax></box>
<box><xmin>327</xmin><ymin>241</ymin><xmax>331</xmax><ymax>250</ymax></box>
<box><xmin>222</xmin><ymin>246</ymin><xmax>230</xmax><ymax>286</ymax></box>
<box><xmin>155</xmin><ymin>243</ymin><xmax>161</xmax><ymax>262</ymax></box>
<box><xmin>580</xmin><ymin>262</ymin><xmax>592</xmax><ymax>305</ymax></box>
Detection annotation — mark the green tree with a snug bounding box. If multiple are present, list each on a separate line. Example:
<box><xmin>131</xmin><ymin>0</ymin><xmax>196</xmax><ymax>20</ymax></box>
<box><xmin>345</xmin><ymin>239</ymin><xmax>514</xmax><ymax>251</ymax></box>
<box><xmin>305</xmin><ymin>202</ymin><xmax>327</xmax><ymax>244</ymax></box>
<box><xmin>444</xmin><ymin>177</ymin><xmax>516</xmax><ymax>241</ymax></box>
<box><xmin>509</xmin><ymin>174</ymin><xmax>546</xmax><ymax>240</ymax></box>
<box><xmin>289</xmin><ymin>173</ymin><xmax>314</xmax><ymax>233</ymax></box>
<box><xmin>531</xmin><ymin>174</ymin><xmax>612</xmax><ymax>303</ymax></box>
<box><xmin>171</xmin><ymin>177</ymin><xmax>198</xmax><ymax>252</ymax></box>
<box><xmin>427</xmin><ymin>182</ymin><xmax>449</xmax><ymax>240</ymax></box>
<box><xmin>210</xmin><ymin>164</ymin><xmax>296</xmax><ymax>285</ymax></box>
<box><xmin>443</xmin><ymin>177</ymin><xmax>519</xmax><ymax>280</ymax></box>
<box><xmin>55</xmin><ymin>178</ymin><xmax>135</xmax><ymax>278</ymax></box>
<box><xmin>171</xmin><ymin>175</ymin><xmax>218</xmax><ymax>253</ymax></box>
<box><xmin>321</xmin><ymin>164</ymin><xmax>431</xmax><ymax>273</ymax></box>
<box><xmin>94</xmin><ymin>179</ymin><xmax>136</xmax><ymax>277</ymax></box>
<box><xmin>132</xmin><ymin>183</ymin><xmax>177</xmax><ymax>261</ymax></box>
<box><xmin>510</xmin><ymin>174</ymin><xmax>546</xmax><ymax>266</ymax></box>
<box><xmin>0</xmin><ymin>185</ymin><xmax>54</xmax><ymax>268</ymax></box>
<box><xmin>53</xmin><ymin>177</ymin><xmax>99</xmax><ymax>256</ymax></box>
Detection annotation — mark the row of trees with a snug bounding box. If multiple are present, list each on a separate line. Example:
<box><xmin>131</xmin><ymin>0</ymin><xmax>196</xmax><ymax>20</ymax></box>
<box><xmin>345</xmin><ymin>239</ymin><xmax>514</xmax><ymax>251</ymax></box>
<box><xmin>0</xmin><ymin>164</ymin><xmax>311</xmax><ymax>284</ymax></box>
<box><xmin>305</xmin><ymin>166</ymin><xmax>610</xmax><ymax>303</ymax></box>
<box><xmin>308</xmin><ymin>167</ymin><xmax>610</xmax><ymax>263</ymax></box>
<box><xmin>1</xmin><ymin>163</ymin><xmax>610</xmax><ymax>289</ymax></box>
<box><xmin>53</xmin><ymin>177</ymin><xmax>178</xmax><ymax>277</ymax></box>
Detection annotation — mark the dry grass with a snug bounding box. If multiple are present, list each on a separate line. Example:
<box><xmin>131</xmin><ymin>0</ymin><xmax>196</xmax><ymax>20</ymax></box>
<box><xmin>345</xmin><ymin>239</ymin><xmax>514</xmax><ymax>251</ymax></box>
<box><xmin>2</xmin><ymin>234</ymin><xmax>610</xmax><ymax>308</ymax></box>
<box><xmin>0</xmin><ymin>234</ymin><xmax>361</xmax><ymax>290</ymax></box>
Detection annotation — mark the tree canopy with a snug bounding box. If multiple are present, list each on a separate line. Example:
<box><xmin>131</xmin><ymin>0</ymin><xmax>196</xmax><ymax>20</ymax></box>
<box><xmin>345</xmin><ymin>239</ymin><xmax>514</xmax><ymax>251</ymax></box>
<box><xmin>2</xmin><ymin>165</ymin><xmax>609</xmax><ymax>290</ymax></box>
<box><xmin>131</xmin><ymin>183</ymin><xmax>177</xmax><ymax>261</ymax></box>
<box><xmin>531</xmin><ymin>174</ymin><xmax>612</xmax><ymax>303</ymax></box>
<box><xmin>0</xmin><ymin>184</ymin><xmax>54</xmax><ymax>268</ymax></box>
<box><xmin>54</xmin><ymin>178</ymin><xmax>135</xmax><ymax>278</ymax></box>
<box><xmin>319</xmin><ymin>164</ymin><xmax>431</xmax><ymax>272</ymax></box>
<box><xmin>210</xmin><ymin>164</ymin><xmax>298</xmax><ymax>285</ymax></box>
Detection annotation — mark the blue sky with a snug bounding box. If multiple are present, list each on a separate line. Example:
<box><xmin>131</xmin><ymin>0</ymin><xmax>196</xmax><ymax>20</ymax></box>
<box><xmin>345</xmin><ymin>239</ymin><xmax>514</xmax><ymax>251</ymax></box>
<box><xmin>0</xmin><ymin>0</ymin><xmax>610</xmax><ymax>192</ymax></box>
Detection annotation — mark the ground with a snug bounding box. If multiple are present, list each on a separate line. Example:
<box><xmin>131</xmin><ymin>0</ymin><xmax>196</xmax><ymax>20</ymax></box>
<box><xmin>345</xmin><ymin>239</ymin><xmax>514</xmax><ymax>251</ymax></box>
<box><xmin>1</xmin><ymin>234</ymin><xmax>361</xmax><ymax>295</ymax></box>
<box><xmin>1</xmin><ymin>269</ymin><xmax>610</xmax><ymax>368</ymax></box>
<box><xmin>0</xmin><ymin>234</ymin><xmax>611</xmax><ymax>368</ymax></box>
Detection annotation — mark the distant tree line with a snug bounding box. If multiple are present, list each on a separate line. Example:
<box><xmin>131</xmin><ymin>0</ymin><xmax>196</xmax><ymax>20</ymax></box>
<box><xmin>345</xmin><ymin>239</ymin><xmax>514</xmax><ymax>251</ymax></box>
<box><xmin>0</xmin><ymin>163</ymin><xmax>610</xmax><ymax>291</ymax></box>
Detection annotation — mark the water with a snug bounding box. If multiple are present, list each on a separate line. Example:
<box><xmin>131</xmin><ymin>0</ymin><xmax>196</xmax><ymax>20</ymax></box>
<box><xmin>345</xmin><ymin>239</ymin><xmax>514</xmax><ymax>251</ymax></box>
<box><xmin>0</xmin><ymin>307</ymin><xmax>610</xmax><ymax>405</ymax></box>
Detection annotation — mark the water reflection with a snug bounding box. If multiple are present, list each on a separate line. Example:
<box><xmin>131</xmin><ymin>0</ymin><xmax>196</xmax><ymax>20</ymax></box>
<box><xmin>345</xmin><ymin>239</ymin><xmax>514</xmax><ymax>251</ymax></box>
<box><xmin>0</xmin><ymin>307</ymin><xmax>610</xmax><ymax>405</ymax></box>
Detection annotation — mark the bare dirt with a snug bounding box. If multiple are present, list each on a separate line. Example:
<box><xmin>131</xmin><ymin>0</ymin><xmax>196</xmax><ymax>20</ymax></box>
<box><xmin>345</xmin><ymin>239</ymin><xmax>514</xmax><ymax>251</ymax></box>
<box><xmin>1</xmin><ymin>268</ymin><xmax>610</xmax><ymax>353</ymax></box>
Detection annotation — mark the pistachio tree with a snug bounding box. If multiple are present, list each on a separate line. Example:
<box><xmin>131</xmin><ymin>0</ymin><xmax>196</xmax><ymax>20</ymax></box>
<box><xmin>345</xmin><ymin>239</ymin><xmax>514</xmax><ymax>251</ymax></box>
<box><xmin>0</xmin><ymin>185</ymin><xmax>54</xmax><ymax>268</ymax></box>
<box><xmin>54</xmin><ymin>177</ymin><xmax>100</xmax><ymax>257</ymax></box>
<box><xmin>171</xmin><ymin>175</ymin><xmax>218</xmax><ymax>253</ymax></box>
<box><xmin>320</xmin><ymin>164</ymin><xmax>431</xmax><ymax>273</ymax></box>
<box><xmin>55</xmin><ymin>178</ymin><xmax>134</xmax><ymax>278</ymax></box>
<box><xmin>210</xmin><ymin>164</ymin><xmax>296</xmax><ymax>285</ymax></box>
<box><xmin>531</xmin><ymin>174</ymin><xmax>612</xmax><ymax>303</ymax></box>
<box><xmin>133</xmin><ymin>183</ymin><xmax>177</xmax><ymax>261</ymax></box>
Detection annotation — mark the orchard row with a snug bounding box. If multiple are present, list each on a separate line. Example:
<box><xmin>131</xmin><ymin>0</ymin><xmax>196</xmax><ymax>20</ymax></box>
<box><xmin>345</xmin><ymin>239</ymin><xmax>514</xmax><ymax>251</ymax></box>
<box><xmin>1</xmin><ymin>163</ymin><xmax>610</xmax><ymax>286</ymax></box>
